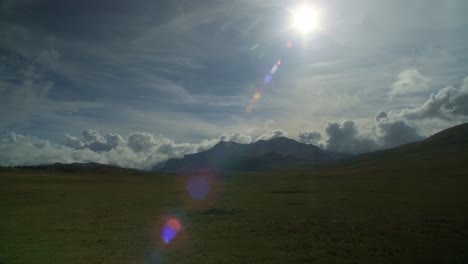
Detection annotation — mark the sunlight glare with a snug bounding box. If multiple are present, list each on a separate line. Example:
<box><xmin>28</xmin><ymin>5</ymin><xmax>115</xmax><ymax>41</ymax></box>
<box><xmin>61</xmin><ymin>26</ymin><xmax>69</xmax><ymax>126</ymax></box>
<box><xmin>291</xmin><ymin>4</ymin><xmax>320</xmax><ymax>35</ymax></box>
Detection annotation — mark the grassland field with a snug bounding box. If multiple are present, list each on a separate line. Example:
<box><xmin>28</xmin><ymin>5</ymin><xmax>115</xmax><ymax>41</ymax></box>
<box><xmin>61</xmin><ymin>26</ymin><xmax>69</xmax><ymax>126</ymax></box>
<box><xmin>1</xmin><ymin>156</ymin><xmax>468</xmax><ymax>264</ymax></box>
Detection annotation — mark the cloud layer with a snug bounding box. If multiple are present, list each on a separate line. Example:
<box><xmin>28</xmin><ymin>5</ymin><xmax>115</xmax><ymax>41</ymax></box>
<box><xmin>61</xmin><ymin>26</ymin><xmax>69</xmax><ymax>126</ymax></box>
<box><xmin>297</xmin><ymin>75</ymin><xmax>468</xmax><ymax>154</ymax></box>
<box><xmin>1</xmin><ymin>0</ymin><xmax>468</xmax><ymax>148</ymax></box>
<box><xmin>400</xmin><ymin>77</ymin><xmax>468</xmax><ymax>120</ymax></box>
<box><xmin>2</xmin><ymin>73</ymin><xmax>468</xmax><ymax>169</ymax></box>
<box><xmin>0</xmin><ymin>129</ymin><xmax>295</xmax><ymax>170</ymax></box>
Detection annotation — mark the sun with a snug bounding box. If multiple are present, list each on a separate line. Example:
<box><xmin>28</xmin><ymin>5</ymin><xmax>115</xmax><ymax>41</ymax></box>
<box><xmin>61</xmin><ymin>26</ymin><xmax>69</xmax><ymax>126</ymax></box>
<box><xmin>291</xmin><ymin>4</ymin><xmax>321</xmax><ymax>35</ymax></box>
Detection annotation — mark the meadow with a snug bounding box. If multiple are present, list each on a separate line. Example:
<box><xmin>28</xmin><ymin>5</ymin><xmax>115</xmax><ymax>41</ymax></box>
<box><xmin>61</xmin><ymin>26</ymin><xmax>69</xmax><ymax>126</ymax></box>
<box><xmin>1</xmin><ymin>153</ymin><xmax>467</xmax><ymax>264</ymax></box>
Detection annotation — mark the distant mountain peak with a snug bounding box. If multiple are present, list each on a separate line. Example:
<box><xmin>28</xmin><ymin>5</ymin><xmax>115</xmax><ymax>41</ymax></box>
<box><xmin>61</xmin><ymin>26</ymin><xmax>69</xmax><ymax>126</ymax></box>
<box><xmin>158</xmin><ymin>136</ymin><xmax>347</xmax><ymax>172</ymax></box>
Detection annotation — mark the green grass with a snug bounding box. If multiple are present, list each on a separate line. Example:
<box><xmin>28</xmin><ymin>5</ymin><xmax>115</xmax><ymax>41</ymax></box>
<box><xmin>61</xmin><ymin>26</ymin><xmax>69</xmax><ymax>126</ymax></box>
<box><xmin>1</xmin><ymin>158</ymin><xmax>468</xmax><ymax>263</ymax></box>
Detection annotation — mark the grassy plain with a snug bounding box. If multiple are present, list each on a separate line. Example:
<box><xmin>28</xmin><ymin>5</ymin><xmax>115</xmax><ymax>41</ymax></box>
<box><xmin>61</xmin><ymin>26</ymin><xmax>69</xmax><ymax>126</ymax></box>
<box><xmin>1</xmin><ymin>153</ymin><xmax>468</xmax><ymax>263</ymax></box>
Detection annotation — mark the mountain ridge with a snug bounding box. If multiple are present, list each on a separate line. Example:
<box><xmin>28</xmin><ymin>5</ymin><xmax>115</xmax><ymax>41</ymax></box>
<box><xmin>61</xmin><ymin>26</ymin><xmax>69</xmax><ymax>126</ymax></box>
<box><xmin>158</xmin><ymin>136</ymin><xmax>350</xmax><ymax>173</ymax></box>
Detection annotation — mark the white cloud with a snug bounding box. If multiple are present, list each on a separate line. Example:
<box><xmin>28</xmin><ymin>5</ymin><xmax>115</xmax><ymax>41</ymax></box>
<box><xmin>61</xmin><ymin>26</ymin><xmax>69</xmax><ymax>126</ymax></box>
<box><xmin>303</xmin><ymin>75</ymin><xmax>468</xmax><ymax>154</ymax></box>
<box><xmin>300</xmin><ymin>117</ymin><xmax>426</xmax><ymax>154</ymax></box>
<box><xmin>0</xmin><ymin>130</ymin><xmax>250</xmax><ymax>170</ymax></box>
<box><xmin>0</xmin><ymin>132</ymin><xmax>104</xmax><ymax>167</ymax></box>
<box><xmin>390</xmin><ymin>68</ymin><xmax>431</xmax><ymax>97</ymax></box>
<box><xmin>255</xmin><ymin>129</ymin><xmax>287</xmax><ymax>141</ymax></box>
<box><xmin>462</xmin><ymin>76</ymin><xmax>468</xmax><ymax>93</ymax></box>
<box><xmin>218</xmin><ymin>132</ymin><xmax>252</xmax><ymax>144</ymax></box>
<box><xmin>400</xmin><ymin>76</ymin><xmax>468</xmax><ymax>120</ymax></box>
<box><xmin>127</xmin><ymin>132</ymin><xmax>157</xmax><ymax>153</ymax></box>
<box><xmin>61</xmin><ymin>134</ymin><xmax>84</xmax><ymax>149</ymax></box>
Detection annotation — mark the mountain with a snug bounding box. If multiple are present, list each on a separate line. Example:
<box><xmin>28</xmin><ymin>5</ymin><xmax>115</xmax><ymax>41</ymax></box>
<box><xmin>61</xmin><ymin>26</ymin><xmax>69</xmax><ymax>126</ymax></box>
<box><xmin>159</xmin><ymin>137</ymin><xmax>350</xmax><ymax>173</ymax></box>
<box><xmin>159</xmin><ymin>123</ymin><xmax>468</xmax><ymax>173</ymax></box>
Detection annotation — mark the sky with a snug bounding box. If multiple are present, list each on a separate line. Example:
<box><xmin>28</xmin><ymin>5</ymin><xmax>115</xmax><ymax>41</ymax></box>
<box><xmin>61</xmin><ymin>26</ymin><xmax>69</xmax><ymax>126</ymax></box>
<box><xmin>1</xmin><ymin>0</ymin><xmax>468</xmax><ymax>169</ymax></box>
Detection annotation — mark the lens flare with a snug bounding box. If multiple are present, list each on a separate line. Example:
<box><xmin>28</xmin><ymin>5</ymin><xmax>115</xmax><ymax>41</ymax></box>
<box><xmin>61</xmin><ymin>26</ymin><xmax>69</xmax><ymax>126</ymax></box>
<box><xmin>187</xmin><ymin>176</ymin><xmax>211</xmax><ymax>200</ymax></box>
<box><xmin>263</xmin><ymin>74</ymin><xmax>273</xmax><ymax>85</ymax></box>
<box><xmin>270</xmin><ymin>64</ymin><xmax>278</xmax><ymax>74</ymax></box>
<box><xmin>245</xmin><ymin>3</ymin><xmax>323</xmax><ymax>114</ymax></box>
<box><xmin>246</xmin><ymin>58</ymin><xmax>282</xmax><ymax>113</ymax></box>
<box><xmin>253</xmin><ymin>91</ymin><xmax>262</xmax><ymax>101</ymax></box>
<box><xmin>161</xmin><ymin>226</ymin><xmax>177</xmax><ymax>244</ymax></box>
<box><xmin>161</xmin><ymin>217</ymin><xmax>183</xmax><ymax>244</ymax></box>
<box><xmin>176</xmin><ymin>166</ymin><xmax>224</xmax><ymax>210</ymax></box>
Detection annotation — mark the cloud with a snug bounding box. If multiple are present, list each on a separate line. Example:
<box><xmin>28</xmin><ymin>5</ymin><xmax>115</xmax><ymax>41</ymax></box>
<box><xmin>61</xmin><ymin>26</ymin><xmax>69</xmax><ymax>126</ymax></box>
<box><xmin>311</xmin><ymin>118</ymin><xmax>425</xmax><ymax>154</ymax></box>
<box><xmin>105</xmin><ymin>133</ymin><xmax>125</xmax><ymax>149</ymax></box>
<box><xmin>325</xmin><ymin>121</ymin><xmax>380</xmax><ymax>154</ymax></box>
<box><xmin>0</xmin><ymin>132</ymin><xmax>104</xmax><ymax>167</ymax></box>
<box><xmin>61</xmin><ymin>134</ymin><xmax>84</xmax><ymax>149</ymax></box>
<box><xmin>311</xmin><ymin>75</ymin><xmax>468</xmax><ymax>154</ymax></box>
<box><xmin>376</xmin><ymin>111</ymin><xmax>388</xmax><ymax>121</ymax></box>
<box><xmin>255</xmin><ymin>129</ymin><xmax>287</xmax><ymax>141</ymax></box>
<box><xmin>127</xmin><ymin>133</ymin><xmax>157</xmax><ymax>153</ymax></box>
<box><xmin>2</xmin><ymin>0</ymin><xmax>468</xmax><ymax>148</ymax></box>
<box><xmin>400</xmin><ymin>76</ymin><xmax>468</xmax><ymax>120</ymax></box>
<box><xmin>462</xmin><ymin>76</ymin><xmax>468</xmax><ymax>93</ymax></box>
<box><xmin>378</xmin><ymin>120</ymin><xmax>425</xmax><ymax>148</ymax></box>
<box><xmin>3</xmin><ymin>75</ymin><xmax>466</xmax><ymax>168</ymax></box>
<box><xmin>82</xmin><ymin>129</ymin><xmax>105</xmax><ymax>144</ymax></box>
<box><xmin>390</xmin><ymin>68</ymin><xmax>431</xmax><ymax>97</ymax></box>
<box><xmin>297</xmin><ymin>131</ymin><xmax>321</xmax><ymax>145</ymax></box>
<box><xmin>0</xmin><ymin>129</ymin><xmax>252</xmax><ymax>170</ymax></box>
<box><xmin>218</xmin><ymin>132</ymin><xmax>252</xmax><ymax>144</ymax></box>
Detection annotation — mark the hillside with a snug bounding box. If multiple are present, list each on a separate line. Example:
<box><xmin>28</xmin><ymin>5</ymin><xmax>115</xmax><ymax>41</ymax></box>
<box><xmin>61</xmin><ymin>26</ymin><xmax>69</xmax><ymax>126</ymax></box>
<box><xmin>336</xmin><ymin>122</ymin><xmax>468</xmax><ymax>170</ymax></box>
